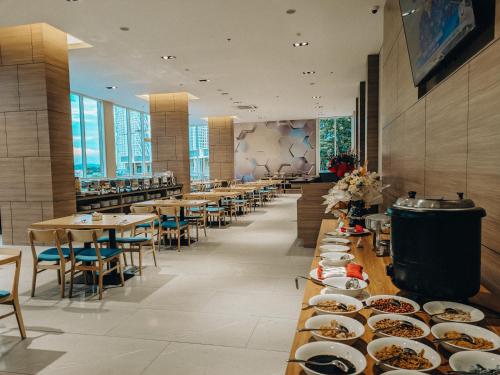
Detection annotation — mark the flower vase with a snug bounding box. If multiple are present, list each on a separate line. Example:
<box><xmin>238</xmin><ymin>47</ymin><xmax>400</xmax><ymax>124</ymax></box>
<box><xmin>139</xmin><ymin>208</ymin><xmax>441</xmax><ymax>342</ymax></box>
<box><xmin>348</xmin><ymin>200</ymin><xmax>367</xmax><ymax>227</ymax></box>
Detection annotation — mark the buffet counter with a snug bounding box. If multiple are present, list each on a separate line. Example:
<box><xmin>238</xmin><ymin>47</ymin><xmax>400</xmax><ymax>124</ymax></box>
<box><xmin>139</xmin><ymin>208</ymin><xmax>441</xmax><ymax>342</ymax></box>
<box><xmin>286</xmin><ymin>219</ymin><xmax>499</xmax><ymax>375</ymax></box>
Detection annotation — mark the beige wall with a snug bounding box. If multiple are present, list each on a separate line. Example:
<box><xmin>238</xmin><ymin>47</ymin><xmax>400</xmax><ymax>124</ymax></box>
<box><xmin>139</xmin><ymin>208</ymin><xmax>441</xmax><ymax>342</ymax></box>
<box><xmin>0</xmin><ymin>23</ymin><xmax>76</xmax><ymax>244</ymax></box>
<box><xmin>380</xmin><ymin>0</ymin><xmax>500</xmax><ymax>294</ymax></box>
<box><xmin>208</xmin><ymin>116</ymin><xmax>234</xmax><ymax>180</ymax></box>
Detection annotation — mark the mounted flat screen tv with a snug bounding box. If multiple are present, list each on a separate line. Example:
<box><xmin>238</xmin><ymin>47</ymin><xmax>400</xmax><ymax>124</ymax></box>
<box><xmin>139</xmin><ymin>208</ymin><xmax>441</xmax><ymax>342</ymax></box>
<box><xmin>400</xmin><ymin>0</ymin><xmax>476</xmax><ymax>86</ymax></box>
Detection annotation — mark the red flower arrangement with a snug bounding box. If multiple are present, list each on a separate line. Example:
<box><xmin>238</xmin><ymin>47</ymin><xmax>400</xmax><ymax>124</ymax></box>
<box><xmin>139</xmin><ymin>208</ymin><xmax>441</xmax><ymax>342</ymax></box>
<box><xmin>327</xmin><ymin>153</ymin><xmax>358</xmax><ymax>178</ymax></box>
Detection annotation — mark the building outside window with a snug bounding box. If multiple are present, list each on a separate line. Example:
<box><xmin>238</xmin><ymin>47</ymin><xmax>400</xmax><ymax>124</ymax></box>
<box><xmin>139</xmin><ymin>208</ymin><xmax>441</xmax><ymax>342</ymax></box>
<box><xmin>319</xmin><ymin>116</ymin><xmax>353</xmax><ymax>171</ymax></box>
<box><xmin>113</xmin><ymin>105</ymin><xmax>152</xmax><ymax>177</ymax></box>
<box><xmin>70</xmin><ymin>93</ymin><xmax>106</xmax><ymax>178</ymax></box>
<box><xmin>189</xmin><ymin>124</ymin><xmax>210</xmax><ymax>181</ymax></box>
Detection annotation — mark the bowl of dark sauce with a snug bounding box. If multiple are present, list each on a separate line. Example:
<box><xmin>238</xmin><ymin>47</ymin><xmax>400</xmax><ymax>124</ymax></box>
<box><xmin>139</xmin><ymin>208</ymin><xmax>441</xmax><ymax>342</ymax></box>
<box><xmin>295</xmin><ymin>341</ymin><xmax>367</xmax><ymax>375</ymax></box>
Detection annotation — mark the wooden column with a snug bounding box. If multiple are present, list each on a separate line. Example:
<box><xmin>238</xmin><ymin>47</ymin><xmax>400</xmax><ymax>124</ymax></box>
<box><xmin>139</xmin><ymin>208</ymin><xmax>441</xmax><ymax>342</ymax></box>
<box><xmin>103</xmin><ymin>100</ymin><xmax>116</xmax><ymax>178</ymax></box>
<box><xmin>208</xmin><ymin>116</ymin><xmax>234</xmax><ymax>180</ymax></box>
<box><xmin>358</xmin><ymin>81</ymin><xmax>366</xmax><ymax>163</ymax></box>
<box><xmin>366</xmin><ymin>55</ymin><xmax>380</xmax><ymax>172</ymax></box>
<box><xmin>149</xmin><ymin>92</ymin><xmax>190</xmax><ymax>192</ymax></box>
<box><xmin>0</xmin><ymin>23</ymin><xmax>75</xmax><ymax>244</ymax></box>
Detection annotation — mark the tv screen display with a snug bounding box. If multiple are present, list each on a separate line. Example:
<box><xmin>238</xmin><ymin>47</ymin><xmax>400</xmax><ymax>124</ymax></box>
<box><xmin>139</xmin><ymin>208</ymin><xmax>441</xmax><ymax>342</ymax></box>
<box><xmin>400</xmin><ymin>0</ymin><xmax>476</xmax><ymax>85</ymax></box>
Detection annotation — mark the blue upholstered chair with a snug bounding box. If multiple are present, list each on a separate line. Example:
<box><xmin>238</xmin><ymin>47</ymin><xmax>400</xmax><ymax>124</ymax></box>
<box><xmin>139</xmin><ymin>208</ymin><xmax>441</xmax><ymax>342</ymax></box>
<box><xmin>29</xmin><ymin>228</ymin><xmax>81</xmax><ymax>298</ymax></box>
<box><xmin>158</xmin><ymin>206</ymin><xmax>190</xmax><ymax>251</ymax></box>
<box><xmin>0</xmin><ymin>248</ymin><xmax>26</xmax><ymax>339</ymax></box>
<box><xmin>67</xmin><ymin>229</ymin><xmax>124</xmax><ymax>300</ymax></box>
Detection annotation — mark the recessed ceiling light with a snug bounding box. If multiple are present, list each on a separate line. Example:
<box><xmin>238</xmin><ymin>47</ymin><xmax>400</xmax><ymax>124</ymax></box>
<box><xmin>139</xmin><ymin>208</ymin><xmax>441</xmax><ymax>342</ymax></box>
<box><xmin>302</xmin><ymin>71</ymin><xmax>315</xmax><ymax>75</ymax></box>
<box><xmin>161</xmin><ymin>55</ymin><xmax>176</xmax><ymax>60</ymax></box>
<box><xmin>199</xmin><ymin>79</ymin><xmax>211</xmax><ymax>83</ymax></box>
<box><xmin>310</xmin><ymin>82</ymin><xmax>316</xmax><ymax>86</ymax></box>
<box><xmin>233</xmin><ymin>101</ymin><xmax>242</xmax><ymax>104</ymax></box>
<box><xmin>293</xmin><ymin>42</ymin><xmax>309</xmax><ymax>47</ymax></box>
<box><xmin>106</xmin><ymin>86</ymin><xmax>117</xmax><ymax>90</ymax></box>
<box><xmin>119</xmin><ymin>26</ymin><xmax>130</xmax><ymax>31</ymax></box>
<box><xmin>312</xmin><ymin>96</ymin><xmax>321</xmax><ymax>99</ymax></box>
<box><xmin>286</xmin><ymin>9</ymin><xmax>296</xmax><ymax>14</ymax></box>
<box><xmin>221</xmin><ymin>92</ymin><xmax>229</xmax><ymax>95</ymax></box>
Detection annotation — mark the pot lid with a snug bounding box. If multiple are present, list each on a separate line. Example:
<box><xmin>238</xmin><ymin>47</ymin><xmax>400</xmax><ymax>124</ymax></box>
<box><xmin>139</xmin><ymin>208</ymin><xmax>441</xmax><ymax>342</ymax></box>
<box><xmin>365</xmin><ymin>213</ymin><xmax>391</xmax><ymax>223</ymax></box>
<box><xmin>394</xmin><ymin>191</ymin><xmax>476</xmax><ymax>210</ymax></box>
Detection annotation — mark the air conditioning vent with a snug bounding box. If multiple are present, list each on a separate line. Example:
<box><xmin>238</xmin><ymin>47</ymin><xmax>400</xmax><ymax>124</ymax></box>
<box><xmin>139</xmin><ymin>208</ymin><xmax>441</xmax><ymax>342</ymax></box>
<box><xmin>236</xmin><ymin>105</ymin><xmax>258</xmax><ymax>110</ymax></box>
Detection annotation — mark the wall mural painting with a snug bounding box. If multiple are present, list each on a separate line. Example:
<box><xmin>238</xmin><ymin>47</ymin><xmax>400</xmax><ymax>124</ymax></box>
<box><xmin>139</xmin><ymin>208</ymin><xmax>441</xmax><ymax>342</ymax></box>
<box><xmin>234</xmin><ymin>119</ymin><xmax>316</xmax><ymax>181</ymax></box>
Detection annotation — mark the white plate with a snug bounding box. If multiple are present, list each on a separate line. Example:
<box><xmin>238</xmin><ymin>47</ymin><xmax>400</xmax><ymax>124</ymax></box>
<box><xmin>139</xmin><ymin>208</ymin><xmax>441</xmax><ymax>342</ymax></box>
<box><xmin>367</xmin><ymin>313</ymin><xmax>430</xmax><ymax>340</ymax></box>
<box><xmin>423</xmin><ymin>301</ymin><xmax>485</xmax><ymax>324</ymax></box>
<box><xmin>322</xmin><ymin>237</ymin><xmax>351</xmax><ymax>244</ymax></box>
<box><xmin>326</xmin><ymin>231</ymin><xmax>349</xmax><ymax>237</ymax></box>
<box><xmin>449</xmin><ymin>351</ymin><xmax>500</xmax><ymax>372</ymax></box>
<box><xmin>310</xmin><ymin>267</ymin><xmax>369</xmax><ymax>282</ymax></box>
<box><xmin>367</xmin><ymin>337</ymin><xmax>441</xmax><ymax>372</ymax></box>
<box><xmin>431</xmin><ymin>322</ymin><xmax>500</xmax><ymax>353</ymax></box>
<box><xmin>320</xmin><ymin>287</ymin><xmax>371</xmax><ymax>301</ymax></box>
<box><xmin>319</xmin><ymin>252</ymin><xmax>354</xmax><ymax>267</ymax></box>
<box><xmin>323</xmin><ymin>277</ymin><xmax>368</xmax><ymax>298</ymax></box>
<box><xmin>319</xmin><ymin>244</ymin><xmax>350</xmax><ymax>253</ymax></box>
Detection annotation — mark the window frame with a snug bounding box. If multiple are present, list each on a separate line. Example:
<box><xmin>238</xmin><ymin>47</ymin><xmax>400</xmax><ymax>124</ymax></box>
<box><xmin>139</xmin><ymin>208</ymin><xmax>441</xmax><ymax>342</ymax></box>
<box><xmin>318</xmin><ymin>116</ymin><xmax>354</xmax><ymax>172</ymax></box>
<box><xmin>71</xmin><ymin>92</ymin><xmax>106</xmax><ymax>178</ymax></box>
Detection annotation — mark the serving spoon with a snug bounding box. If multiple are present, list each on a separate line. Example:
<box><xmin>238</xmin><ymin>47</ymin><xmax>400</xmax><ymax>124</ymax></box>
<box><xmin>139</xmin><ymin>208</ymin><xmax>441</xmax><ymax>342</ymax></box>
<box><xmin>298</xmin><ymin>324</ymin><xmax>350</xmax><ymax>334</ymax></box>
<box><xmin>428</xmin><ymin>307</ymin><xmax>460</xmax><ymax>317</ymax></box>
<box><xmin>302</xmin><ymin>301</ymin><xmax>349</xmax><ymax>311</ymax></box>
<box><xmin>294</xmin><ymin>276</ymin><xmax>359</xmax><ymax>290</ymax></box>
<box><xmin>288</xmin><ymin>358</ymin><xmax>351</xmax><ymax>373</ymax></box>
<box><xmin>373</xmin><ymin>320</ymin><xmax>416</xmax><ymax>334</ymax></box>
<box><xmin>433</xmin><ymin>333</ymin><xmax>475</xmax><ymax>345</ymax></box>
<box><xmin>375</xmin><ymin>347</ymin><xmax>418</xmax><ymax>366</ymax></box>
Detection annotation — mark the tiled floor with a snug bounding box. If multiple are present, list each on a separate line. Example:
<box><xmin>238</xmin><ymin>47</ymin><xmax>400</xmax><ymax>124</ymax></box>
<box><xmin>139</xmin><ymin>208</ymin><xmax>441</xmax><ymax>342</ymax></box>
<box><xmin>0</xmin><ymin>194</ymin><xmax>312</xmax><ymax>375</ymax></box>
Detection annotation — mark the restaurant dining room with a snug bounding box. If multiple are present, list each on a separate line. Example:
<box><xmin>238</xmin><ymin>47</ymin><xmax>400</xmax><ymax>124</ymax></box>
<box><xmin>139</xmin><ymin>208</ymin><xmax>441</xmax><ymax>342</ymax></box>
<box><xmin>0</xmin><ymin>0</ymin><xmax>499</xmax><ymax>374</ymax></box>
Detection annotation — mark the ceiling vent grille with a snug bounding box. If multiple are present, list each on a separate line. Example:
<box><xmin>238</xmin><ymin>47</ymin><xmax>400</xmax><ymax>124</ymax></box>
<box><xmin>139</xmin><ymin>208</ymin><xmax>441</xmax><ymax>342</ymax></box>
<box><xmin>236</xmin><ymin>105</ymin><xmax>258</xmax><ymax>110</ymax></box>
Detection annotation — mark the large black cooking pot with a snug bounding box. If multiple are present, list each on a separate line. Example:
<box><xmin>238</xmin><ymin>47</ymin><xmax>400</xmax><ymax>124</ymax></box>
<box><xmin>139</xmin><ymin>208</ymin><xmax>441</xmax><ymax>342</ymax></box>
<box><xmin>386</xmin><ymin>192</ymin><xmax>486</xmax><ymax>300</ymax></box>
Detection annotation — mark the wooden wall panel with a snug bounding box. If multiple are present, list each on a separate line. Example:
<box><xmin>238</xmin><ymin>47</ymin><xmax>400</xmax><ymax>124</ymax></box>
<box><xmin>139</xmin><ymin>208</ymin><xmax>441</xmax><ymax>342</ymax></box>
<box><xmin>380</xmin><ymin>1</ymin><xmax>500</xmax><ymax>292</ymax></box>
<box><xmin>366</xmin><ymin>55</ymin><xmax>379</xmax><ymax>172</ymax></box>
<box><xmin>359</xmin><ymin>82</ymin><xmax>366</xmax><ymax>163</ymax></box>
<box><xmin>209</xmin><ymin>116</ymin><xmax>234</xmax><ymax>180</ymax></box>
<box><xmin>0</xmin><ymin>23</ymin><xmax>75</xmax><ymax>244</ymax></box>
<box><xmin>425</xmin><ymin>67</ymin><xmax>468</xmax><ymax>197</ymax></box>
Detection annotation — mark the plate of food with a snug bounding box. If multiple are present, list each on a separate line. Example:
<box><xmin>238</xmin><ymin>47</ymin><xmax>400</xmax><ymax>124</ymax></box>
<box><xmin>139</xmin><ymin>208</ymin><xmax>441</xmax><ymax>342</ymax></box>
<box><xmin>308</xmin><ymin>294</ymin><xmax>364</xmax><ymax>317</ymax></box>
<box><xmin>367</xmin><ymin>337</ymin><xmax>441</xmax><ymax>372</ymax></box>
<box><xmin>320</xmin><ymin>287</ymin><xmax>370</xmax><ymax>301</ymax></box>
<box><xmin>294</xmin><ymin>341</ymin><xmax>367</xmax><ymax>375</ymax></box>
<box><xmin>319</xmin><ymin>244</ymin><xmax>351</xmax><ymax>253</ymax></box>
<box><xmin>449</xmin><ymin>351</ymin><xmax>500</xmax><ymax>373</ymax></box>
<box><xmin>322</xmin><ymin>277</ymin><xmax>368</xmax><ymax>298</ymax></box>
<box><xmin>304</xmin><ymin>314</ymin><xmax>365</xmax><ymax>345</ymax></box>
<box><xmin>310</xmin><ymin>266</ymin><xmax>368</xmax><ymax>283</ymax></box>
<box><xmin>319</xmin><ymin>252</ymin><xmax>354</xmax><ymax>267</ymax></box>
<box><xmin>367</xmin><ymin>313</ymin><xmax>430</xmax><ymax>340</ymax></box>
<box><xmin>365</xmin><ymin>295</ymin><xmax>420</xmax><ymax>315</ymax></box>
<box><xmin>431</xmin><ymin>322</ymin><xmax>500</xmax><ymax>352</ymax></box>
<box><xmin>423</xmin><ymin>301</ymin><xmax>484</xmax><ymax>323</ymax></box>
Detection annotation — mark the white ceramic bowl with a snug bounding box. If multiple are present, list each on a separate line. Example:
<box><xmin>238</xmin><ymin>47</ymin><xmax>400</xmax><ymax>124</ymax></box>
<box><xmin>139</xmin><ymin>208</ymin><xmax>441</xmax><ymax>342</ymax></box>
<box><xmin>319</xmin><ymin>244</ymin><xmax>351</xmax><ymax>253</ymax></box>
<box><xmin>367</xmin><ymin>313</ymin><xmax>430</xmax><ymax>340</ymax></box>
<box><xmin>305</xmin><ymin>314</ymin><xmax>365</xmax><ymax>345</ymax></box>
<box><xmin>295</xmin><ymin>341</ymin><xmax>367</xmax><ymax>375</ymax></box>
<box><xmin>431</xmin><ymin>322</ymin><xmax>500</xmax><ymax>352</ymax></box>
<box><xmin>367</xmin><ymin>337</ymin><xmax>441</xmax><ymax>372</ymax></box>
<box><xmin>423</xmin><ymin>301</ymin><xmax>485</xmax><ymax>323</ymax></box>
<box><xmin>320</xmin><ymin>252</ymin><xmax>354</xmax><ymax>267</ymax></box>
<box><xmin>309</xmin><ymin>294</ymin><xmax>364</xmax><ymax>317</ymax></box>
<box><xmin>326</xmin><ymin>231</ymin><xmax>349</xmax><ymax>237</ymax></box>
<box><xmin>322</xmin><ymin>237</ymin><xmax>351</xmax><ymax>244</ymax></box>
<box><xmin>365</xmin><ymin>295</ymin><xmax>420</xmax><ymax>315</ymax></box>
<box><xmin>449</xmin><ymin>351</ymin><xmax>500</xmax><ymax>372</ymax></box>
<box><xmin>323</xmin><ymin>277</ymin><xmax>368</xmax><ymax>298</ymax></box>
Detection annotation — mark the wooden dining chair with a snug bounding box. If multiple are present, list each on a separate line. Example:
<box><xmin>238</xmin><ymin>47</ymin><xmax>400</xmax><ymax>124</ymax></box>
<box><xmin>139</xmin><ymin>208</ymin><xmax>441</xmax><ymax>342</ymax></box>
<box><xmin>29</xmin><ymin>228</ymin><xmax>80</xmax><ymax>298</ymax></box>
<box><xmin>0</xmin><ymin>248</ymin><xmax>26</xmax><ymax>339</ymax></box>
<box><xmin>67</xmin><ymin>229</ymin><xmax>125</xmax><ymax>300</ymax></box>
<box><xmin>205</xmin><ymin>197</ymin><xmax>226</xmax><ymax>228</ymax></box>
<box><xmin>158</xmin><ymin>206</ymin><xmax>190</xmax><ymax>251</ymax></box>
<box><xmin>186</xmin><ymin>204</ymin><xmax>207</xmax><ymax>241</ymax></box>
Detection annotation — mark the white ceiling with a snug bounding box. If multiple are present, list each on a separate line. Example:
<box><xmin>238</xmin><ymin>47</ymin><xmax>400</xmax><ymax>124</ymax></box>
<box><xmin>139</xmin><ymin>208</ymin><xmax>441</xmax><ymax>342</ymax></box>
<box><xmin>0</xmin><ymin>0</ymin><xmax>384</xmax><ymax>123</ymax></box>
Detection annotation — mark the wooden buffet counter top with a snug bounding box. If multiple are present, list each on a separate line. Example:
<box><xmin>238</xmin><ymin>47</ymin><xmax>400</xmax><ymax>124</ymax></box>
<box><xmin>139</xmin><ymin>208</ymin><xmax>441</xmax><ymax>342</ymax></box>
<box><xmin>286</xmin><ymin>219</ymin><xmax>499</xmax><ymax>375</ymax></box>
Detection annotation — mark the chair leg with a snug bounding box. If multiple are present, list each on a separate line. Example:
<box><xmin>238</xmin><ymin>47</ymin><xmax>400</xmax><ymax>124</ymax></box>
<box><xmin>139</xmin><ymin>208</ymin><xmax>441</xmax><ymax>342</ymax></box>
<box><xmin>177</xmin><ymin>230</ymin><xmax>181</xmax><ymax>252</ymax></box>
<box><xmin>31</xmin><ymin>264</ymin><xmax>37</xmax><ymax>297</ymax></box>
<box><xmin>69</xmin><ymin>263</ymin><xmax>75</xmax><ymax>298</ymax></box>
<box><xmin>60</xmin><ymin>263</ymin><xmax>66</xmax><ymax>298</ymax></box>
<box><xmin>152</xmin><ymin>245</ymin><xmax>158</xmax><ymax>267</ymax></box>
<box><xmin>196</xmin><ymin>222</ymin><xmax>199</xmax><ymax>241</ymax></box>
<box><xmin>203</xmin><ymin>221</ymin><xmax>207</xmax><ymax>237</ymax></box>
<box><xmin>187</xmin><ymin>226</ymin><xmax>191</xmax><ymax>246</ymax></box>
<box><xmin>98</xmin><ymin>264</ymin><xmax>104</xmax><ymax>300</ymax></box>
<box><xmin>138</xmin><ymin>246</ymin><xmax>143</xmax><ymax>276</ymax></box>
<box><xmin>118</xmin><ymin>257</ymin><xmax>125</xmax><ymax>286</ymax></box>
<box><xmin>12</xmin><ymin>298</ymin><xmax>26</xmax><ymax>339</ymax></box>
<box><xmin>130</xmin><ymin>252</ymin><xmax>135</xmax><ymax>267</ymax></box>
<box><xmin>123</xmin><ymin>252</ymin><xmax>128</xmax><ymax>267</ymax></box>
<box><xmin>57</xmin><ymin>262</ymin><xmax>61</xmax><ymax>285</ymax></box>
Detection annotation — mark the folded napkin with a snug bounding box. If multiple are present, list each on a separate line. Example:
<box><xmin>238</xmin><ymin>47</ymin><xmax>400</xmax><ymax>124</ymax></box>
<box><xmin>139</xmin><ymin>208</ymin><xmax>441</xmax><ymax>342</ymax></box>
<box><xmin>354</xmin><ymin>225</ymin><xmax>364</xmax><ymax>233</ymax></box>
<box><xmin>346</xmin><ymin>263</ymin><xmax>364</xmax><ymax>279</ymax></box>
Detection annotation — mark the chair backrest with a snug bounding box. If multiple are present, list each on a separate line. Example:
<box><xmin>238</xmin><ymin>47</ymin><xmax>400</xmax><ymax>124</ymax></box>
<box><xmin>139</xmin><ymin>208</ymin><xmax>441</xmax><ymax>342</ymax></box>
<box><xmin>130</xmin><ymin>205</ymin><xmax>154</xmax><ymax>214</ymax></box>
<box><xmin>67</xmin><ymin>229</ymin><xmax>104</xmax><ymax>260</ymax></box>
<box><xmin>28</xmin><ymin>229</ymin><xmax>66</xmax><ymax>261</ymax></box>
<box><xmin>0</xmin><ymin>248</ymin><xmax>22</xmax><ymax>299</ymax></box>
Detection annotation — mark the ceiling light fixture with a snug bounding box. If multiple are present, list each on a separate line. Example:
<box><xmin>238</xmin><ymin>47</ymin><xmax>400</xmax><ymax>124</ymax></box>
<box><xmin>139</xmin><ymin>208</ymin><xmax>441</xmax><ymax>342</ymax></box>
<box><xmin>106</xmin><ymin>86</ymin><xmax>117</xmax><ymax>90</ymax></box>
<box><xmin>119</xmin><ymin>26</ymin><xmax>130</xmax><ymax>31</ymax></box>
<box><xmin>199</xmin><ymin>79</ymin><xmax>211</xmax><ymax>83</ymax></box>
<box><xmin>161</xmin><ymin>55</ymin><xmax>176</xmax><ymax>60</ymax></box>
<box><xmin>293</xmin><ymin>42</ymin><xmax>309</xmax><ymax>47</ymax></box>
<box><xmin>286</xmin><ymin>9</ymin><xmax>296</xmax><ymax>14</ymax></box>
<box><xmin>302</xmin><ymin>71</ymin><xmax>315</xmax><ymax>75</ymax></box>
<box><xmin>312</xmin><ymin>96</ymin><xmax>321</xmax><ymax>99</ymax></box>
<box><xmin>221</xmin><ymin>92</ymin><xmax>229</xmax><ymax>95</ymax></box>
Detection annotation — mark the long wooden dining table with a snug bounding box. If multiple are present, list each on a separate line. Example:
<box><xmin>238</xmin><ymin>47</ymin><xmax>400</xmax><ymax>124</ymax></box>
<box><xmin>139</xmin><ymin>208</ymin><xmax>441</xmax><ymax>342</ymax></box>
<box><xmin>286</xmin><ymin>219</ymin><xmax>499</xmax><ymax>375</ymax></box>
